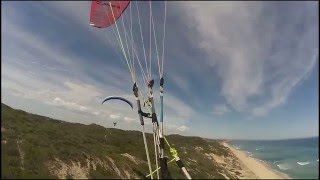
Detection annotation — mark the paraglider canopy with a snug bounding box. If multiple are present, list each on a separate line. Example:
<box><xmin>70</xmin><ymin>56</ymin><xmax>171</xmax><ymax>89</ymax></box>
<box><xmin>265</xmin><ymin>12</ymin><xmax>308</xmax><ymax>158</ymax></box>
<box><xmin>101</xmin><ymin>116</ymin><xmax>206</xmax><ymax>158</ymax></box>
<box><xmin>89</xmin><ymin>1</ymin><xmax>130</xmax><ymax>28</ymax></box>
<box><xmin>102</xmin><ymin>96</ymin><xmax>133</xmax><ymax>109</ymax></box>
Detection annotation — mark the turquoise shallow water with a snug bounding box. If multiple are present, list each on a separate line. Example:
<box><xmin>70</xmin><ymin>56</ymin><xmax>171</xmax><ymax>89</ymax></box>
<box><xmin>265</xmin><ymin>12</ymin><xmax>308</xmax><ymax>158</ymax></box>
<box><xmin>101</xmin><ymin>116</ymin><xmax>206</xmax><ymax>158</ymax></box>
<box><xmin>230</xmin><ymin>137</ymin><xmax>319</xmax><ymax>179</ymax></box>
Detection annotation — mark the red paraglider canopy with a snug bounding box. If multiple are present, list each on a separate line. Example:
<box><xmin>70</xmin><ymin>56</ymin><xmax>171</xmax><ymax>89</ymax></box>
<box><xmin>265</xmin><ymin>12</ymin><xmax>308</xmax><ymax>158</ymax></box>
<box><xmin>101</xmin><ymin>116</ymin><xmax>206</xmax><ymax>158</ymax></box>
<box><xmin>90</xmin><ymin>1</ymin><xmax>130</xmax><ymax>28</ymax></box>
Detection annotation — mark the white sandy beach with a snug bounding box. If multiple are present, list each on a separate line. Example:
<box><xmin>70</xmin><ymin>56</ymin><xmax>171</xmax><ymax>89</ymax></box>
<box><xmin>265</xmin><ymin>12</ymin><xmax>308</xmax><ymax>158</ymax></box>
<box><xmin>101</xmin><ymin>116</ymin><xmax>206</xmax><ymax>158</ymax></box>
<box><xmin>223</xmin><ymin>142</ymin><xmax>290</xmax><ymax>179</ymax></box>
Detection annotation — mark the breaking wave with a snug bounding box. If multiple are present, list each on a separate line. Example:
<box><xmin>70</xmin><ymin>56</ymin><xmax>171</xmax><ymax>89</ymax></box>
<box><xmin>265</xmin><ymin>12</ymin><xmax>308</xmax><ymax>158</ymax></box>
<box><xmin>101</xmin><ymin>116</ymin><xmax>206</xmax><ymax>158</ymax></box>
<box><xmin>273</xmin><ymin>161</ymin><xmax>280</xmax><ymax>164</ymax></box>
<box><xmin>297</xmin><ymin>161</ymin><xmax>310</xmax><ymax>166</ymax></box>
<box><xmin>277</xmin><ymin>163</ymin><xmax>291</xmax><ymax>170</ymax></box>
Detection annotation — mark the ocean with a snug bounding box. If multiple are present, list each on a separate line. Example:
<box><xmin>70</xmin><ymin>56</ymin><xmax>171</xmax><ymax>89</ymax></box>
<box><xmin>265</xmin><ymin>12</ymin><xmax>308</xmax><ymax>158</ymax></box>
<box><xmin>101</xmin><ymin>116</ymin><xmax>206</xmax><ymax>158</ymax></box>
<box><xmin>230</xmin><ymin>137</ymin><xmax>319</xmax><ymax>179</ymax></box>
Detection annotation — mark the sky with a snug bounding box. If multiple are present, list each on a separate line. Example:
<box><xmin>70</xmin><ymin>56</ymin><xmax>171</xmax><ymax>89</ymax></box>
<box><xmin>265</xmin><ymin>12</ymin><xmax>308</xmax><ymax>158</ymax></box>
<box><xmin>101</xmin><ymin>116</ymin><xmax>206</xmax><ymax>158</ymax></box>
<box><xmin>2</xmin><ymin>1</ymin><xmax>319</xmax><ymax>140</ymax></box>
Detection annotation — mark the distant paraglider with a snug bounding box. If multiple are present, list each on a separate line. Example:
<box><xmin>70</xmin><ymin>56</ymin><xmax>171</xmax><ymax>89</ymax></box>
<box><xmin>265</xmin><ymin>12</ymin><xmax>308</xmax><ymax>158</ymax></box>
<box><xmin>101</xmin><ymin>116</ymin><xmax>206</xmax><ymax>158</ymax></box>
<box><xmin>102</xmin><ymin>96</ymin><xmax>133</xmax><ymax>109</ymax></box>
<box><xmin>102</xmin><ymin>96</ymin><xmax>131</xmax><ymax>127</ymax></box>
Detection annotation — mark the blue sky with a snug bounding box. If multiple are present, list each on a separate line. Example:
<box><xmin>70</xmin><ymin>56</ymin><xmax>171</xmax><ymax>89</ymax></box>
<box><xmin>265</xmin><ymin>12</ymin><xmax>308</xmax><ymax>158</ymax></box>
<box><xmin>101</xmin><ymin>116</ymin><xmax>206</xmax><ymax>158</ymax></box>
<box><xmin>2</xmin><ymin>1</ymin><xmax>319</xmax><ymax>140</ymax></box>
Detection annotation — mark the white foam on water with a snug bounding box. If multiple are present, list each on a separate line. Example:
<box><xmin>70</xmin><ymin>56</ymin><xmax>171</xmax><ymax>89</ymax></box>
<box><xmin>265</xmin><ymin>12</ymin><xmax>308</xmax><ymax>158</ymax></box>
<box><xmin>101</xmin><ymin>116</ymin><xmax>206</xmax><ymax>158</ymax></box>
<box><xmin>277</xmin><ymin>163</ymin><xmax>291</xmax><ymax>170</ymax></box>
<box><xmin>232</xmin><ymin>145</ymin><xmax>241</xmax><ymax>150</ymax></box>
<box><xmin>273</xmin><ymin>161</ymin><xmax>280</xmax><ymax>164</ymax></box>
<box><xmin>297</xmin><ymin>161</ymin><xmax>310</xmax><ymax>166</ymax></box>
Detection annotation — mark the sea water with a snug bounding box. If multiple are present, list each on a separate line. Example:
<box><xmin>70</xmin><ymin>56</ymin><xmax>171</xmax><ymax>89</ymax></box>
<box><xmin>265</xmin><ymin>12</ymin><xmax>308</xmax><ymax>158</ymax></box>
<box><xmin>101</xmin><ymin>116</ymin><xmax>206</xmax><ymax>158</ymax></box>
<box><xmin>230</xmin><ymin>137</ymin><xmax>319</xmax><ymax>179</ymax></box>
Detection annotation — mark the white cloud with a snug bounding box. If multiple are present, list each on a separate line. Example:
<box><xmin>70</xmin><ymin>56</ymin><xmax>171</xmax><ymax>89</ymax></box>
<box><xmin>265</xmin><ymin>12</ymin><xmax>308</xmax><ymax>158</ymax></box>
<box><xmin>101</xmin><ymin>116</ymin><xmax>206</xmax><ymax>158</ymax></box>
<box><xmin>44</xmin><ymin>1</ymin><xmax>90</xmax><ymax>27</ymax></box>
<box><xmin>165</xmin><ymin>124</ymin><xmax>190</xmax><ymax>133</ymax></box>
<box><xmin>93</xmin><ymin>111</ymin><xmax>100</xmax><ymax>116</ymax></box>
<box><xmin>252</xmin><ymin>51</ymin><xmax>318</xmax><ymax>116</ymax></box>
<box><xmin>3</xmin><ymin>4</ymin><xmax>133</xmax><ymax>91</ymax></box>
<box><xmin>163</xmin><ymin>93</ymin><xmax>195</xmax><ymax>120</ymax></box>
<box><xmin>212</xmin><ymin>104</ymin><xmax>229</xmax><ymax>115</ymax></box>
<box><xmin>43</xmin><ymin>1</ymin><xmax>125</xmax><ymax>55</ymax></box>
<box><xmin>177</xmin><ymin>1</ymin><xmax>318</xmax><ymax>116</ymax></box>
<box><xmin>3</xmin><ymin>17</ymin><xmax>72</xmax><ymax>69</ymax></box>
<box><xmin>110</xmin><ymin>114</ymin><xmax>121</xmax><ymax>119</ymax></box>
<box><xmin>171</xmin><ymin>74</ymin><xmax>189</xmax><ymax>91</ymax></box>
<box><xmin>123</xmin><ymin>117</ymin><xmax>136</xmax><ymax>123</ymax></box>
<box><xmin>2</xmin><ymin>11</ymin><xmax>135</xmax><ymax>119</ymax></box>
<box><xmin>177</xmin><ymin>125</ymin><xmax>190</xmax><ymax>132</ymax></box>
<box><xmin>52</xmin><ymin>97</ymin><xmax>88</xmax><ymax>112</ymax></box>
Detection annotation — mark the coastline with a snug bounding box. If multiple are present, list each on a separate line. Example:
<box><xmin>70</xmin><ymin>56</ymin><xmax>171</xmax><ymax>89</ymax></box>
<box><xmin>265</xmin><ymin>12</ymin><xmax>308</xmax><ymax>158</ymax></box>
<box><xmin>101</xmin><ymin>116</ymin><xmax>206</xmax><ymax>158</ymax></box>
<box><xmin>223</xmin><ymin>142</ymin><xmax>291</xmax><ymax>179</ymax></box>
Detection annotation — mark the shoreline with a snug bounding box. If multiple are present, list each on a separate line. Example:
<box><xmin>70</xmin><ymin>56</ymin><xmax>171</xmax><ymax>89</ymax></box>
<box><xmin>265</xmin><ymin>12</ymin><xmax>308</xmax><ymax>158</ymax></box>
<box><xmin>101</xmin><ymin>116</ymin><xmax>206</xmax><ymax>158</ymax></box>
<box><xmin>223</xmin><ymin>142</ymin><xmax>291</xmax><ymax>179</ymax></box>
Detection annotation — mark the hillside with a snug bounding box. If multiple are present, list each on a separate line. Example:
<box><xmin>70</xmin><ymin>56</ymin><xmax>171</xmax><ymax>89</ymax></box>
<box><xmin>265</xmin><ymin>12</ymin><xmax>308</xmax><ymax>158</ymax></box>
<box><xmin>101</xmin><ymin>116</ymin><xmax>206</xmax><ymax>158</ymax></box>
<box><xmin>1</xmin><ymin>103</ymin><xmax>243</xmax><ymax>179</ymax></box>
